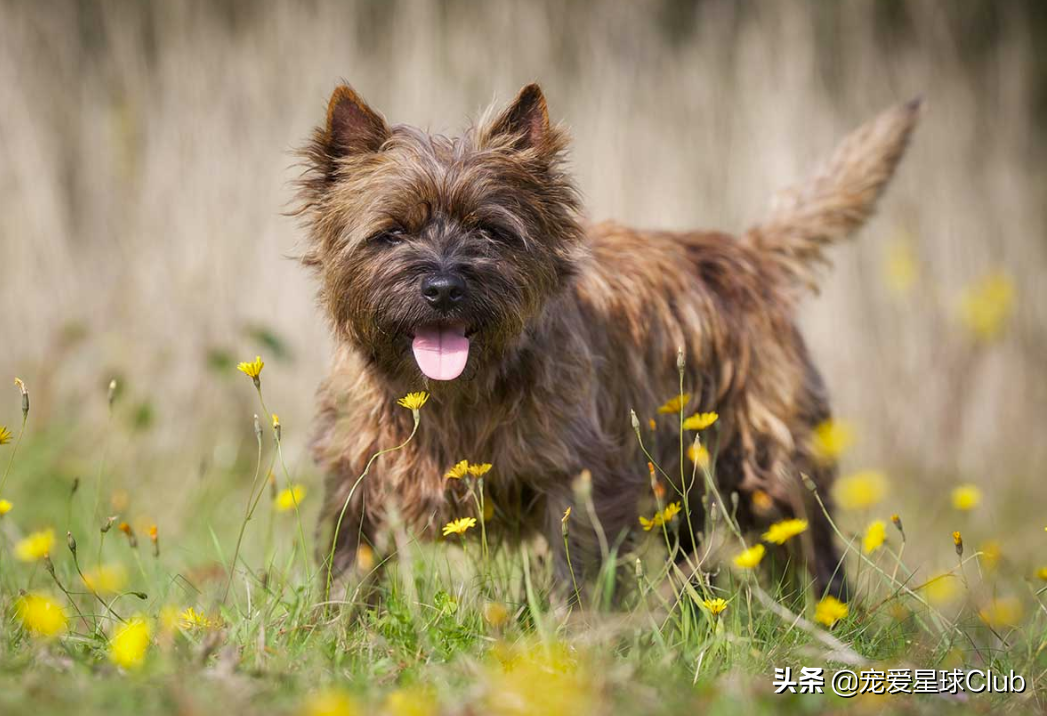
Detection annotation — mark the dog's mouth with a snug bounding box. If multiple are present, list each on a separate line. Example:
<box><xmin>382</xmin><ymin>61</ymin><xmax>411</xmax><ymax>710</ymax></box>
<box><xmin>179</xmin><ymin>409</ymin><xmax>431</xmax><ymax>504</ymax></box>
<box><xmin>411</xmin><ymin>324</ymin><xmax>471</xmax><ymax>381</ymax></box>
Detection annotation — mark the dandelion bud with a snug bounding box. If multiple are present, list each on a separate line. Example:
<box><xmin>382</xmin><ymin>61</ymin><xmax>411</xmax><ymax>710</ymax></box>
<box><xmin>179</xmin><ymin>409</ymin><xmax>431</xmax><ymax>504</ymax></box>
<box><xmin>634</xmin><ymin>557</ymin><xmax>644</xmax><ymax>580</ymax></box>
<box><xmin>130</xmin><ymin>592</ymin><xmax>149</xmax><ymax>600</ymax></box>
<box><xmin>253</xmin><ymin>414</ymin><xmax>262</xmax><ymax>443</ymax></box>
<box><xmin>66</xmin><ymin>531</ymin><xmax>77</xmax><ymax>556</ymax></box>
<box><xmin>891</xmin><ymin>513</ymin><xmax>905</xmax><ymax>541</ymax></box>
<box><xmin>676</xmin><ymin>346</ymin><xmax>685</xmax><ymax>372</ymax></box>
<box><xmin>801</xmin><ymin>473</ymin><xmax>817</xmax><ymax>492</ymax></box>
<box><xmin>561</xmin><ymin>507</ymin><xmax>571</xmax><ymax>539</ymax></box>
<box><xmin>101</xmin><ymin>515</ymin><xmax>117</xmax><ymax>534</ymax></box>
<box><xmin>107</xmin><ymin>379</ymin><xmax>118</xmax><ymax>409</ymax></box>
<box><xmin>648</xmin><ymin>418</ymin><xmax>656</xmax><ymax>431</ymax></box>
<box><xmin>149</xmin><ymin>525</ymin><xmax>159</xmax><ymax>558</ymax></box>
<box><xmin>630</xmin><ymin>410</ymin><xmax>640</xmax><ymax>432</ymax></box>
<box><xmin>710</xmin><ymin>501</ymin><xmax>720</xmax><ymax>522</ymax></box>
<box><xmin>272</xmin><ymin>413</ymin><xmax>281</xmax><ymax>442</ymax></box>
<box><xmin>952</xmin><ymin>530</ymin><xmax>963</xmax><ymax>557</ymax></box>
<box><xmin>119</xmin><ymin>522</ymin><xmax>138</xmax><ymax>549</ymax></box>
<box><xmin>573</xmin><ymin>469</ymin><xmax>592</xmax><ymax>499</ymax></box>
<box><xmin>14</xmin><ymin>378</ymin><xmax>28</xmax><ymax>420</ymax></box>
<box><xmin>730</xmin><ymin>491</ymin><xmax>739</xmax><ymax>512</ymax></box>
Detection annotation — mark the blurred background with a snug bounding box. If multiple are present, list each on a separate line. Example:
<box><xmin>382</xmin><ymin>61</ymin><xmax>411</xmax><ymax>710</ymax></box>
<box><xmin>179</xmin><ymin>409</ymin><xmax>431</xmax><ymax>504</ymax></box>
<box><xmin>1</xmin><ymin>1</ymin><xmax>1044</xmax><ymax>563</ymax></box>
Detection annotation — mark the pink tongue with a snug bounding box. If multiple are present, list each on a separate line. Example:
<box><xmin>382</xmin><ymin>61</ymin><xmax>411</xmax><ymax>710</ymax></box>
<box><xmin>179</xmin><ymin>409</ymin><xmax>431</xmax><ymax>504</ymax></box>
<box><xmin>411</xmin><ymin>326</ymin><xmax>470</xmax><ymax>381</ymax></box>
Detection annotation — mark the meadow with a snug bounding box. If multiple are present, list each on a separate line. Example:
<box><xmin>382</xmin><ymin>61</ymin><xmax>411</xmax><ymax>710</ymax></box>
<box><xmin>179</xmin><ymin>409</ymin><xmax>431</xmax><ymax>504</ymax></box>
<box><xmin>1</xmin><ymin>1</ymin><xmax>1046</xmax><ymax>714</ymax></box>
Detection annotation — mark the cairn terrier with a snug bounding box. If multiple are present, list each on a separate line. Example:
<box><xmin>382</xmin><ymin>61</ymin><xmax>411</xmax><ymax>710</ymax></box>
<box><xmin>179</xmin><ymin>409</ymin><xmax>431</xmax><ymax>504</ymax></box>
<box><xmin>295</xmin><ymin>83</ymin><xmax>919</xmax><ymax>600</ymax></box>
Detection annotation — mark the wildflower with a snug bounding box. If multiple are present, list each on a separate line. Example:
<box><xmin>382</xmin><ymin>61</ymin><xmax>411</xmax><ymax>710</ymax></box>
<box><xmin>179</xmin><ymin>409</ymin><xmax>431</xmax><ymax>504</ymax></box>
<box><xmin>959</xmin><ymin>271</ymin><xmax>1015</xmax><ymax>342</ymax></box>
<box><xmin>751</xmin><ymin>489</ymin><xmax>773</xmax><ymax>513</ymax></box>
<box><xmin>687</xmin><ymin>443</ymin><xmax>710</xmax><ymax>468</ymax></box>
<box><xmin>468</xmin><ymin>462</ymin><xmax>493</xmax><ymax>477</ymax></box>
<box><xmin>109</xmin><ymin>618</ymin><xmax>151</xmax><ymax>669</ymax></box>
<box><xmin>119</xmin><ymin>521</ymin><xmax>138</xmax><ymax>548</ymax></box>
<box><xmin>275</xmin><ymin>484</ymin><xmax>306</xmax><ymax>512</ymax></box>
<box><xmin>732</xmin><ymin>543</ymin><xmax>765</xmax><ymax>569</ymax></box>
<box><xmin>884</xmin><ymin>237</ymin><xmax>919</xmax><ymax>295</ymax></box>
<box><xmin>640</xmin><ymin>502</ymin><xmax>681</xmax><ymax>532</ymax></box>
<box><xmin>703</xmin><ymin>598</ymin><xmax>728</xmax><ymax>617</ymax></box>
<box><xmin>561</xmin><ymin>506</ymin><xmax>571</xmax><ymax>529</ymax></box>
<box><xmin>639</xmin><ymin>514</ymin><xmax>660</xmax><ymax>532</ymax></box>
<box><xmin>661</xmin><ymin>501</ymin><xmax>682</xmax><ymax>522</ymax></box>
<box><xmin>814</xmin><ymin>595</ymin><xmax>849</xmax><ymax>628</ymax></box>
<box><xmin>179</xmin><ymin>607</ymin><xmax>212</xmax><ymax>630</ymax></box>
<box><xmin>272</xmin><ymin>413</ymin><xmax>282</xmax><ymax>441</ymax></box>
<box><xmin>82</xmin><ymin>563</ymin><xmax>129</xmax><ymax>595</ymax></box>
<box><xmin>149</xmin><ymin>524</ymin><xmax>159</xmax><ymax>557</ymax></box>
<box><xmin>891</xmin><ymin>513</ymin><xmax>905</xmax><ymax>541</ymax></box>
<box><xmin>951</xmin><ymin>484</ymin><xmax>982</xmax><ymax>511</ymax></box>
<box><xmin>952</xmin><ymin>530</ymin><xmax>963</xmax><ymax>557</ymax></box>
<box><xmin>237</xmin><ymin>355</ymin><xmax>264</xmax><ymax>384</ymax></box>
<box><xmin>300</xmin><ymin>689</ymin><xmax>359</xmax><ymax>716</ymax></box>
<box><xmin>16</xmin><ymin>593</ymin><xmax>68</xmax><ymax>638</ymax></box>
<box><xmin>384</xmin><ymin>687</ymin><xmax>436</xmax><ymax>716</ymax></box>
<box><xmin>833</xmin><ymin>470</ymin><xmax>888</xmax><ymax>510</ymax></box>
<box><xmin>922</xmin><ymin>573</ymin><xmax>959</xmax><ymax>606</ymax></box>
<box><xmin>0</xmin><ymin>498</ymin><xmax>12</xmax><ymax>515</ymax></box>
<box><xmin>483</xmin><ymin>601</ymin><xmax>510</xmax><ymax>628</ymax></box>
<box><xmin>15</xmin><ymin>528</ymin><xmax>55</xmax><ymax>562</ymax></box>
<box><xmin>812</xmin><ymin>420</ymin><xmax>854</xmax><ymax>461</ymax></box>
<box><xmin>681</xmin><ymin>411</ymin><xmax>718</xmax><ymax>431</ymax></box>
<box><xmin>862</xmin><ymin>520</ymin><xmax>886</xmax><ymax>554</ymax></box>
<box><xmin>657</xmin><ymin>393</ymin><xmax>690</xmax><ymax>414</ymax></box>
<box><xmin>648</xmin><ymin>418</ymin><xmax>656</xmax><ymax>431</ymax></box>
<box><xmin>978</xmin><ymin>597</ymin><xmax>1023</xmax><ymax>629</ymax></box>
<box><xmin>444</xmin><ymin>460</ymin><xmax>469</xmax><ymax>479</ymax></box>
<box><xmin>762</xmin><ymin>518</ymin><xmax>808</xmax><ymax>545</ymax></box>
<box><xmin>442</xmin><ymin>517</ymin><xmax>477</xmax><ymax>537</ymax></box>
<box><xmin>0</xmin><ymin>425</ymin><xmax>11</xmax><ymax>445</ymax></box>
<box><xmin>396</xmin><ymin>391</ymin><xmax>429</xmax><ymax>411</ymax></box>
<box><xmin>979</xmin><ymin>540</ymin><xmax>1001</xmax><ymax>571</ymax></box>
<box><xmin>15</xmin><ymin>377</ymin><xmax>28</xmax><ymax>419</ymax></box>
<box><xmin>1036</xmin><ymin>567</ymin><xmax>1047</xmax><ymax>581</ymax></box>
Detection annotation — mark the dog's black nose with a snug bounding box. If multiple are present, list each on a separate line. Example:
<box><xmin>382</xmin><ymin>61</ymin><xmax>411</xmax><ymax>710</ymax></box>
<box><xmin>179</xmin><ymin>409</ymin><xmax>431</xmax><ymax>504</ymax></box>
<box><xmin>421</xmin><ymin>273</ymin><xmax>466</xmax><ymax>312</ymax></box>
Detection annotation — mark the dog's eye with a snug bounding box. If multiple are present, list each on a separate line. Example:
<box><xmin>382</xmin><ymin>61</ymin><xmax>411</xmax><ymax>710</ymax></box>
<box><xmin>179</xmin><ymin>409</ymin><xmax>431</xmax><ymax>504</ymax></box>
<box><xmin>370</xmin><ymin>230</ymin><xmax>404</xmax><ymax>247</ymax></box>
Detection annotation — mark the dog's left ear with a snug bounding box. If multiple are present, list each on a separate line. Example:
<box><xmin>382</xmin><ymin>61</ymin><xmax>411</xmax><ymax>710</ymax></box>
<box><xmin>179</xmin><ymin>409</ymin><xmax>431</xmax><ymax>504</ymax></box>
<box><xmin>485</xmin><ymin>83</ymin><xmax>551</xmax><ymax>150</ymax></box>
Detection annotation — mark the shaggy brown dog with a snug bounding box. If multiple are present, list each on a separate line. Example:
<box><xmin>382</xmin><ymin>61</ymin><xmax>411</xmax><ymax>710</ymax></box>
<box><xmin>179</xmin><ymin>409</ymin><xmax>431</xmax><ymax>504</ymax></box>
<box><xmin>295</xmin><ymin>83</ymin><xmax>919</xmax><ymax>600</ymax></box>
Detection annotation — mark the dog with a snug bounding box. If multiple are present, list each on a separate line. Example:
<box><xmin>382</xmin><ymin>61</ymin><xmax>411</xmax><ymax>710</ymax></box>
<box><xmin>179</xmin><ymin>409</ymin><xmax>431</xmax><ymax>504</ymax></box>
<box><xmin>295</xmin><ymin>82</ymin><xmax>919</xmax><ymax>600</ymax></box>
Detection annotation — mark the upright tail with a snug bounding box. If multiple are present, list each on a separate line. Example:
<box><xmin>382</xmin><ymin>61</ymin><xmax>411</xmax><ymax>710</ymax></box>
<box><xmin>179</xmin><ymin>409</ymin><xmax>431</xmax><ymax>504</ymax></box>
<box><xmin>744</xmin><ymin>98</ymin><xmax>922</xmax><ymax>294</ymax></box>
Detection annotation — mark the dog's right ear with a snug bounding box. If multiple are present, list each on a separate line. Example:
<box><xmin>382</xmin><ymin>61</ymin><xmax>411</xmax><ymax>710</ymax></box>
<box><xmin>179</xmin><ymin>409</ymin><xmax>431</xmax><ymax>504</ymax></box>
<box><xmin>323</xmin><ymin>85</ymin><xmax>389</xmax><ymax>159</ymax></box>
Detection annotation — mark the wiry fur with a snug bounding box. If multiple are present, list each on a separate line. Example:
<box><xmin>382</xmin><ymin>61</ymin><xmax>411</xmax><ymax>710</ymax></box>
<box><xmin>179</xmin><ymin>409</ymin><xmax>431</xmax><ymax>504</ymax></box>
<box><xmin>294</xmin><ymin>83</ymin><xmax>919</xmax><ymax>599</ymax></box>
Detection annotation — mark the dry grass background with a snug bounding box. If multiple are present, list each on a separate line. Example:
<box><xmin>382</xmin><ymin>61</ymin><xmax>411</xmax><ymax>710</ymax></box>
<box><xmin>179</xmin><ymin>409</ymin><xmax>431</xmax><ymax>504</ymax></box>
<box><xmin>1</xmin><ymin>0</ymin><xmax>1044</xmax><ymax>549</ymax></box>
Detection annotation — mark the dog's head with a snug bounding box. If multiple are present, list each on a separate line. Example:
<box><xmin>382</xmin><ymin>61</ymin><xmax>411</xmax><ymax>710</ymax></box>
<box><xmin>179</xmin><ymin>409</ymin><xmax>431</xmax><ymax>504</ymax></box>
<box><xmin>296</xmin><ymin>83</ymin><xmax>584</xmax><ymax>384</ymax></box>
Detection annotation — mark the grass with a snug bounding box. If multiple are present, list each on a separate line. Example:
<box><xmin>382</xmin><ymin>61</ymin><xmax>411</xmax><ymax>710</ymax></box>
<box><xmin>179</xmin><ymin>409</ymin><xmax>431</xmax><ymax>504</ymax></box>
<box><xmin>0</xmin><ymin>361</ymin><xmax>1045</xmax><ymax>716</ymax></box>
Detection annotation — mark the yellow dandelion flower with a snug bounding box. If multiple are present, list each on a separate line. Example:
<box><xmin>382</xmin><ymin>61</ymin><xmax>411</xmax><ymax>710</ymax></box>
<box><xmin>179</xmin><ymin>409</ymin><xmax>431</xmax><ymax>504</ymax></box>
<box><xmin>442</xmin><ymin>517</ymin><xmax>477</xmax><ymax>537</ymax></box>
<box><xmin>687</xmin><ymin>443</ymin><xmax>710</xmax><ymax>468</ymax></box>
<box><xmin>179</xmin><ymin>607</ymin><xmax>212</xmax><ymax>630</ymax></box>
<box><xmin>959</xmin><ymin>271</ymin><xmax>1015</xmax><ymax>342</ymax></box>
<box><xmin>862</xmin><ymin>520</ymin><xmax>886</xmax><ymax>554</ymax></box>
<box><xmin>300</xmin><ymin>689</ymin><xmax>359</xmax><ymax>716</ymax></box>
<box><xmin>657</xmin><ymin>393</ymin><xmax>690</xmax><ymax>414</ymax></box>
<box><xmin>639</xmin><ymin>514</ymin><xmax>661</xmax><ymax>532</ymax></box>
<box><xmin>82</xmin><ymin>563</ymin><xmax>129</xmax><ymax>595</ymax></box>
<box><xmin>661</xmin><ymin>501</ymin><xmax>682</xmax><ymax>523</ymax></box>
<box><xmin>384</xmin><ymin>687</ymin><xmax>436</xmax><ymax>716</ymax></box>
<box><xmin>562</xmin><ymin>507</ymin><xmax>571</xmax><ymax>524</ymax></box>
<box><xmin>467</xmin><ymin>462</ymin><xmax>493</xmax><ymax>477</ymax></box>
<box><xmin>814</xmin><ymin>595</ymin><xmax>849</xmax><ymax>628</ymax></box>
<box><xmin>1035</xmin><ymin>567</ymin><xmax>1047</xmax><ymax>582</ymax></box>
<box><xmin>732</xmin><ymin>543</ymin><xmax>765</xmax><ymax>569</ymax></box>
<box><xmin>396</xmin><ymin>392</ymin><xmax>429</xmax><ymax>411</ymax></box>
<box><xmin>16</xmin><ymin>593</ymin><xmax>68</xmax><ymax>638</ymax></box>
<box><xmin>444</xmin><ymin>460</ymin><xmax>469</xmax><ymax>479</ymax></box>
<box><xmin>0</xmin><ymin>498</ymin><xmax>12</xmax><ymax>515</ymax></box>
<box><xmin>237</xmin><ymin>355</ymin><xmax>264</xmax><ymax>380</ymax></box>
<box><xmin>762</xmin><ymin>518</ymin><xmax>808</xmax><ymax>545</ymax></box>
<box><xmin>275</xmin><ymin>484</ymin><xmax>306</xmax><ymax>512</ymax></box>
<box><xmin>483</xmin><ymin>601</ymin><xmax>510</xmax><ymax>628</ymax></box>
<box><xmin>922</xmin><ymin>573</ymin><xmax>959</xmax><ymax>606</ymax></box>
<box><xmin>751</xmin><ymin>489</ymin><xmax>773</xmax><ymax>513</ymax></box>
<box><xmin>951</xmin><ymin>484</ymin><xmax>982</xmax><ymax>511</ymax></box>
<box><xmin>978</xmin><ymin>597</ymin><xmax>1023</xmax><ymax>629</ymax></box>
<box><xmin>812</xmin><ymin>420</ymin><xmax>854</xmax><ymax>461</ymax></box>
<box><xmin>883</xmin><ymin>237</ymin><xmax>919</xmax><ymax>295</ymax></box>
<box><xmin>681</xmin><ymin>411</ymin><xmax>718</xmax><ymax>431</ymax></box>
<box><xmin>109</xmin><ymin>618</ymin><xmax>151</xmax><ymax>669</ymax></box>
<box><xmin>703</xmin><ymin>598</ymin><xmax>728</xmax><ymax>616</ymax></box>
<box><xmin>15</xmin><ymin>528</ymin><xmax>55</xmax><ymax>562</ymax></box>
<box><xmin>833</xmin><ymin>470</ymin><xmax>888</xmax><ymax>510</ymax></box>
<box><xmin>0</xmin><ymin>425</ymin><xmax>12</xmax><ymax>445</ymax></box>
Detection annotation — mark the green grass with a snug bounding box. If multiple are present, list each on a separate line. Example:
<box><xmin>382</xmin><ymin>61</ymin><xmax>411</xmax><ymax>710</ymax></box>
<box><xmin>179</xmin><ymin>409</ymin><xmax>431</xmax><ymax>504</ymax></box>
<box><xmin>0</xmin><ymin>375</ymin><xmax>1044</xmax><ymax>716</ymax></box>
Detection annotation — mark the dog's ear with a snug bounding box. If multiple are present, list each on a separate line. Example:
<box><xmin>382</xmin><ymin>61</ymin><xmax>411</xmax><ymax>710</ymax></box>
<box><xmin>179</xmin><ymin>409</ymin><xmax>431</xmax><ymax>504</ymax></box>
<box><xmin>324</xmin><ymin>84</ymin><xmax>389</xmax><ymax>157</ymax></box>
<box><xmin>485</xmin><ymin>83</ymin><xmax>550</xmax><ymax>150</ymax></box>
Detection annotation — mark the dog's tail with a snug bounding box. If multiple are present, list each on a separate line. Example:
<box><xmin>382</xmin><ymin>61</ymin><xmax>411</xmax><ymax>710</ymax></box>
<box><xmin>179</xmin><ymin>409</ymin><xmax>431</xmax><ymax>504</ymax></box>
<box><xmin>743</xmin><ymin>98</ymin><xmax>922</xmax><ymax>294</ymax></box>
